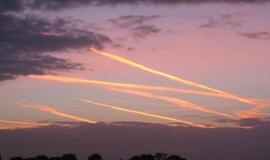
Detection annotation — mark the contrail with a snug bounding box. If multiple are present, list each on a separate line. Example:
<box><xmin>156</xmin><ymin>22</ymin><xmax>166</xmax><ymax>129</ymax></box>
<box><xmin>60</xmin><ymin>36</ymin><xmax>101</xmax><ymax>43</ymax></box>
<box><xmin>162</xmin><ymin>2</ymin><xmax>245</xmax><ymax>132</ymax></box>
<box><xmin>90</xmin><ymin>48</ymin><xmax>257</xmax><ymax>105</ymax></box>
<box><xmin>78</xmin><ymin>98</ymin><xmax>208</xmax><ymax>128</ymax></box>
<box><xmin>109</xmin><ymin>88</ymin><xmax>236</xmax><ymax>119</ymax></box>
<box><xmin>29</xmin><ymin>75</ymin><xmax>246</xmax><ymax>101</ymax></box>
<box><xmin>14</xmin><ymin>101</ymin><xmax>96</xmax><ymax>124</ymax></box>
<box><xmin>0</xmin><ymin>120</ymin><xmax>44</xmax><ymax>125</ymax></box>
<box><xmin>111</xmin><ymin>100</ymin><xmax>186</xmax><ymax>114</ymax></box>
<box><xmin>236</xmin><ymin>102</ymin><xmax>270</xmax><ymax>118</ymax></box>
<box><xmin>0</xmin><ymin>120</ymin><xmax>50</xmax><ymax>130</ymax></box>
<box><xmin>235</xmin><ymin>110</ymin><xmax>270</xmax><ymax>118</ymax></box>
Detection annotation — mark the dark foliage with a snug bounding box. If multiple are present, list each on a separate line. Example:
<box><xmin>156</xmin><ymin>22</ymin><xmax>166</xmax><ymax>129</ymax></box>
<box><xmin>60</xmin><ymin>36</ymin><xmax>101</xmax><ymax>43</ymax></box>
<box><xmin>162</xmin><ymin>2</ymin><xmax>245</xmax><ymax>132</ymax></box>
<box><xmin>0</xmin><ymin>153</ymin><xmax>186</xmax><ymax>160</ymax></box>
<box><xmin>88</xmin><ymin>154</ymin><xmax>102</xmax><ymax>160</ymax></box>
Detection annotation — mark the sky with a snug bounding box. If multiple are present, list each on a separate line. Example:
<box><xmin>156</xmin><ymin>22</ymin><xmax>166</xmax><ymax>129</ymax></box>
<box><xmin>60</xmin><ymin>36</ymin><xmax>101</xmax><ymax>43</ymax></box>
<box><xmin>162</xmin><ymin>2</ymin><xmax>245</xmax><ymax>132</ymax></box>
<box><xmin>0</xmin><ymin>0</ymin><xmax>270</xmax><ymax>159</ymax></box>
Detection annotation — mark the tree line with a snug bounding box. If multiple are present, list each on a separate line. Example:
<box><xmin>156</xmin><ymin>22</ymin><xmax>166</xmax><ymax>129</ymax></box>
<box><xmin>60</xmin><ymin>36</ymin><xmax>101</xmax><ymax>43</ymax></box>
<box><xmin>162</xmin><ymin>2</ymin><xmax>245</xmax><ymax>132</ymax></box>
<box><xmin>0</xmin><ymin>153</ymin><xmax>186</xmax><ymax>160</ymax></box>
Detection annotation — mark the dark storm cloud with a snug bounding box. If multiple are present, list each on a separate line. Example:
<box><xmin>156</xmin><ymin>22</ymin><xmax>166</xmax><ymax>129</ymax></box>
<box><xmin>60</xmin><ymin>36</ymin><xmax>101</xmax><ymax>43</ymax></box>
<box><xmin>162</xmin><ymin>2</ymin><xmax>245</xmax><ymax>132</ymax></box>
<box><xmin>239</xmin><ymin>31</ymin><xmax>270</xmax><ymax>40</ymax></box>
<box><xmin>0</xmin><ymin>122</ymin><xmax>270</xmax><ymax>160</ymax></box>
<box><xmin>200</xmin><ymin>13</ymin><xmax>243</xmax><ymax>29</ymax></box>
<box><xmin>0</xmin><ymin>13</ymin><xmax>112</xmax><ymax>81</ymax></box>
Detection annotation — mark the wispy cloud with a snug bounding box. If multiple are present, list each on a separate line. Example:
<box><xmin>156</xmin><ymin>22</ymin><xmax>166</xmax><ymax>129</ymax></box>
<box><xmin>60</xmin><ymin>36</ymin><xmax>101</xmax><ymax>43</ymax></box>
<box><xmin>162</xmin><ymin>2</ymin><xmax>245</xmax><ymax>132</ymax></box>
<box><xmin>108</xmin><ymin>15</ymin><xmax>162</xmax><ymax>39</ymax></box>
<box><xmin>200</xmin><ymin>13</ymin><xmax>244</xmax><ymax>29</ymax></box>
<box><xmin>239</xmin><ymin>31</ymin><xmax>270</xmax><ymax>40</ymax></box>
<box><xmin>108</xmin><ymin>15</ymin><xmax>162</xmax><ymax>28</ymax></box>
<box><xmin>132</xmin><ymin>25</ymin><xmax>162</xmax><ymax>38</ymax></box>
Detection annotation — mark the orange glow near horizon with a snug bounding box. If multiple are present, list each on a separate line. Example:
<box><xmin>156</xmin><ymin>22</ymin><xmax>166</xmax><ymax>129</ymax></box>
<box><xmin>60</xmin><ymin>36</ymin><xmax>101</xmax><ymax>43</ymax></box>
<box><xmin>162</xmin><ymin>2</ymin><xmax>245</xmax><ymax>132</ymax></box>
<box><xmin>14</xmin><ymin>101</ymin><xmax>97</xmax><ymax>124</ymax></box>
<box><xmin>78</xmin><ymin>98</ymin><xmax>208</xmax><ymax>128</ymax></box>
<box><xmin>109</xmin><ymin>88</ymin><xmax>236</xmax><ymax>119</ymax></box>
<box><xmin>90</xmin><ymin>48</ymin><xmax>258</xmax><ymax>105</ymax></box>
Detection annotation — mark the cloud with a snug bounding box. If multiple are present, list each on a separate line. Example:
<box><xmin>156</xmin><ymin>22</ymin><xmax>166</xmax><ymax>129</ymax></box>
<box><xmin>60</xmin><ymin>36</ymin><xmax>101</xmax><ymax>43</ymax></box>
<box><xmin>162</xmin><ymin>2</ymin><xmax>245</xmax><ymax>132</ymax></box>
<box><xmin>238</xmin><ymin>118</ymin><xmax>270</xmax><ymax>127</ymax></box>
<box><xmin>200</xmin><ymin>13</ymin><xmax>244</xmax><ymax>29</ymax></box>
<box><xmin>108</xmin><ymin>15</ymin><xmax>162</xmax><ymax>40</ymax></box>
<box><xmin>0</xmin><ymin>122</ymin><xmax>270</xmax><ymax>160</ymax></box>
<box><xmin>6</xmin><ymin>0</ymin><xmax>269</xmax><ymax>11</ymax></box>
<box><xmin>108</xmin><ymin>15</ymin><xmax>162</xmax><ymax>28</ymax></box>
<box><xmin>214</xmin><ymin>117</ymin><xmax>270</xmax><ymax>128</ymax></box>
<box><xmin>133</xmin><ymin>25</ymin><xmax>162</xmax><ymax>38</ymax></box>
<box><xmin>0</xmin><ymin>0</ymin><xmax>25</xmax><ymax>13</ymax></box>
<box><xmin>239</xmin><ymin>31</ymin><xmax>270</xmax><ymax>40</ymax></box>
<box><xmin>0</xmin><ymin>13</ymin><xmax>112</xmax><ymax>81</ymax></box>
<box><xmin>0</xmin><ymin>0</ymin><xmax>269</xmax><ymax>13</ymax></box>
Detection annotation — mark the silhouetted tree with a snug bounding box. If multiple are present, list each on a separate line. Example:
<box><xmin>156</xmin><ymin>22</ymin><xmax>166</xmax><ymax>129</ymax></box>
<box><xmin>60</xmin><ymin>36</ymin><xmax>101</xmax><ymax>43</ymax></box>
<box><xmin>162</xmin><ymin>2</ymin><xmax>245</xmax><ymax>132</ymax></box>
<box><xmin>6</xmin><ymin>152</ymin><xmax>187</xmax><ymax>160</ymax></box>
<box><xmin>48</xmin><ymin>156</ymin><xmax>61</xmax><ymax>160</ymax></box>
<box><xmin>35</xmin><ymin>155</ymin><xmax>48</xmax><ymax>160</ymax></box>
<box><xmin>129</xmin><ymin>155</ymin><xmax>140</xmax><ymax>160</ymax></box>
<box><xmin>88</xmin><ymin>153</ymin><xmax>102</xmax><ymax>160</ymax></box>
<box><xmin>25</xmin><ymin>158</ymin><xmax>35</xmax><ymax>160</ymax></box>
<box><xmin>154</xmin><ymin>153</ymin><xmax>168</xmax><ymax>160</ymax></box>
<box><xmin>62</xmin><ymin>154</ymin><xmax>77</xmax><ymax>160</ymax></box>
<box><xmin>10</xmin><ymin>157</ymin><xmax>24</xmax><ymax>160</ymax></box>
<box><xmin>129</xmin><ymin>154</ymin><xmax>154</xmax><ymax>160</ymax></box>
<box><xmin>167</xmin><ymin>155</ymin><xmax>186</xmax><ymax>160</ymax></box>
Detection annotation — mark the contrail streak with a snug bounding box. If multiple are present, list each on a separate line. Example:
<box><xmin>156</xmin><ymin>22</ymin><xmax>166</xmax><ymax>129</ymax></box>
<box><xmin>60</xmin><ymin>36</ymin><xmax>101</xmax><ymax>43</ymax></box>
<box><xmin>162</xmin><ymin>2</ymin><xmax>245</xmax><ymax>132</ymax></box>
<box><xmin>14</xmin><ymin>101</ymin><xmax>96</xmax><ymax>124</ymax></box>
<box><xmin>0</xmin><ymin>120</ymin><xmax>50</xmax><ymax>130</ymax></box>
<box><xmin>236</xmin><ymin>102</ymin><xmax>270</xmax><ymax>118</ymax></box>
<box><xmin>0</xmin><ymin>120</ymin><xmax>43</xmax><ymax>125</ymax></box>
<box><xmin>78</xmin><ymin>98</ymin><xmax>208</xmax><ymax>128</ymax></box>
<box><xmin>29</xmin><ymin>75</ymin><xmax>243</xmax><ymax>101</ymax></box>
<box><xmin>90</xmin><ymin>48</ymin><xmax>257</xmax><ymax>105</ymax></box>
<box><xmin>109</xmin><ymin>88</ymin><xmax>236</xmax><ymax>119</ymax></box>
<box><xmin>235</xmin><ymin>110</ymin><xmax>270</xmax><ymax>118</ymax></box>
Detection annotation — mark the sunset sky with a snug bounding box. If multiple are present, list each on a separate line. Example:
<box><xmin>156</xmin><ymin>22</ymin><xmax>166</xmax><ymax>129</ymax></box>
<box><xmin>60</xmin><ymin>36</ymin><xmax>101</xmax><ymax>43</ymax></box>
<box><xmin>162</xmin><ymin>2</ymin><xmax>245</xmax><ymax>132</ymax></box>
<box><xmin>1</xmin><ymin>0</ymin><xmax>270</xmax><ymax>129</ymax></box>
<box><xmin>1</xmin><ymin>1</ymin><xmax>270</xmax><ymax>160</ymax></box>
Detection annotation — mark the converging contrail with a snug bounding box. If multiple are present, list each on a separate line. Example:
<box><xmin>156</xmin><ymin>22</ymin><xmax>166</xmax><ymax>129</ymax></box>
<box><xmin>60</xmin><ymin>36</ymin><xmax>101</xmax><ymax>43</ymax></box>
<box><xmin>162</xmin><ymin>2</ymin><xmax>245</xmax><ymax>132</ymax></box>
<box><xmin>78</xmin><ymin>98</ymin><xmax>208</xmax><ymax>128</ymax></box>
<box><xmin>29</xmin><ymin>74</ymin><xmax>235</xmax><ymax>118</ymax></box>
<box><xmin>0</xmin><ymin>120</ymin><xmax>49</xmax><ymax>130</ymax></box>
<box><xmin>90</xmin><ymin>48</ymin><xmax>257</xmax><ymax>105</ymax></box>
<box><xmin>235</xmin><ymin>102</ymin><xmax>270</xmax><ymax>118</ymax></box>
<box><xmin>29</xmin><ymin>75</ymin><xmax>247</xmax><ymax>101</ymax></box>
<box><xmin>0</xmin><ymin>120</ymin><xmax>44</xmax><ymax>125</ymax></box>
<box><xmin>14</xmin><ymin>101</ymin><xmax>96</xmax><ymax>124</ymax></box>
<box><xmin>109</xmin><ymin>88</ymin><xmax>236</xmax><ymax>119</ymax></box>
